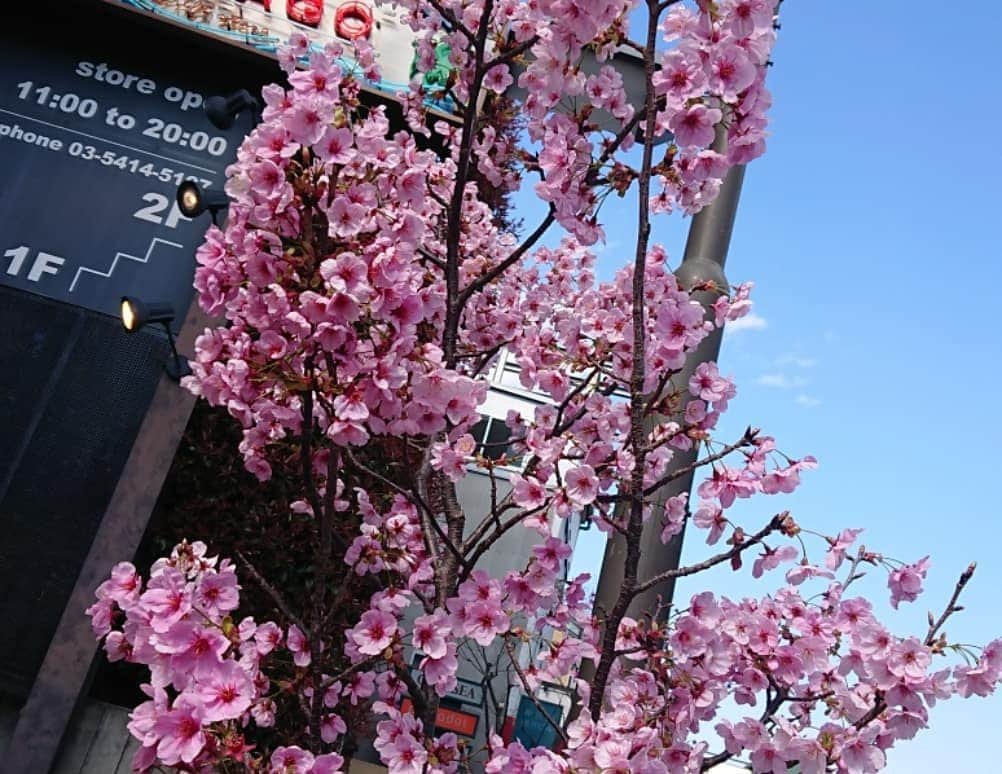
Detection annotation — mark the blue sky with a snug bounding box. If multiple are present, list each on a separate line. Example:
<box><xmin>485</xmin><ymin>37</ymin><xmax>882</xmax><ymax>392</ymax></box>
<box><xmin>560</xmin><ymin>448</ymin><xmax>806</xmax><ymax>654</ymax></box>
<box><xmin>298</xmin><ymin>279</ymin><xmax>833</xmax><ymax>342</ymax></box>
<box><xmin>556</xmin><ymin>1</ymin><xmax>1002</xmax><ymax>770</ymax></box>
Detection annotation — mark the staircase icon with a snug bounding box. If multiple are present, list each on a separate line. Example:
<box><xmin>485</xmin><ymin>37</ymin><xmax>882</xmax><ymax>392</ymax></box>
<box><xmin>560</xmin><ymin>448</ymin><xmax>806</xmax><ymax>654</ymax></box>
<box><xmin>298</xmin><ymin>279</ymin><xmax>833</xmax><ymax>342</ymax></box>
<box><xmin>68</xmin><ymin>237</ymin><xmax>185</xmax><ymax>293</ymax></box>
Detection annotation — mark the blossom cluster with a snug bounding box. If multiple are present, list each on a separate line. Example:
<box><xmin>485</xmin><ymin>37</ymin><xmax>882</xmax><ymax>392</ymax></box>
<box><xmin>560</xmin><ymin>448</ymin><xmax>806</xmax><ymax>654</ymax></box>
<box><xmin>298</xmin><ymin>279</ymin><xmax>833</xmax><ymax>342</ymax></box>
<box><xmin>541</xmin><ymin>575</ymin><xmax>1002</xmax><ymax>774</ymax></box>
<box><xmin>389</xmin><ymin>0</ymin><xmax>780</xmax><ymax>241</ymax></box>
<box><xmin>90</xmin><ymin>530</ymin><xmax>1002</xmax><ymax>772</ymax></box>
<box><xmin>83</xmin><ymin>0</ymin><xmax>1002</xmax><ymax>771</ymax></box>
<box><xmin>86</xmin><ymin>542</ymin><xmax>347</xmax><ymax>771</ymax></box>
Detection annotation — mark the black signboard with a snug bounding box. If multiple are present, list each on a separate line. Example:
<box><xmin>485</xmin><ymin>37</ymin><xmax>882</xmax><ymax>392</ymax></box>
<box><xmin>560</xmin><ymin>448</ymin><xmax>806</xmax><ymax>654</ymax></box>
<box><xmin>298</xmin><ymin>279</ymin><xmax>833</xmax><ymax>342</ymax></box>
<box><xmin>0</xmin><ymin>1</ymin><xmax>281</xmax><ymax>698</ymax></box>
<box><xmin>0</xmin><ymin>20</ymin><xmax>248</xmax><ymax>327</ymax></box>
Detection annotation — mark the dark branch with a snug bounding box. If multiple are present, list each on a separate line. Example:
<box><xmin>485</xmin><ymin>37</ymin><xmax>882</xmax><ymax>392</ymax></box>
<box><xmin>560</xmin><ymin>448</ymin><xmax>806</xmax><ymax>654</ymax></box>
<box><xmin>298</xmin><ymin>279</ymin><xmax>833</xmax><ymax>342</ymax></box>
<box><xmin>236</xmin><ymin>550</ymin><xmax>310</xmax><ymax>637</ymax></box>
<box><xmin>503</xmin><ymin>638</ymin><xmax>569</xmax><ymax>744</ymax></box>
<box><xmin>633</xmin><ymin>514</ymin><xmax>784</xmax><ymax>596</ymax></box>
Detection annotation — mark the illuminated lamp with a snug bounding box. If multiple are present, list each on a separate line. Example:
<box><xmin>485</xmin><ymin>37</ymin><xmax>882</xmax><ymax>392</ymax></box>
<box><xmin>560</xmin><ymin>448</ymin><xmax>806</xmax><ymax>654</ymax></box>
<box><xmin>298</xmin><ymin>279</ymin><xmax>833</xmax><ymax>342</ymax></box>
<box><xmin>205</xmin><ymin>89</ymin><xmax>261</xmax><ymax>130</ymax></box>
<box><xmin>335</xmin><ymin>2</ymin><xmax>373</xmax><ymax>40</ymax></box>
<box><xmin>287</xmin><ymin>0</ymin><xmax>324</xmax><ymax>27</ymax></box>
<box><xmin>176</xmin><ymin>180</ymin><xmax>229</xmax><ymax>226</ymax></box>
<box><xmin>120</xmin><ymin>297</ymin><xmax>191</xmax><ymax>381</ymax></box>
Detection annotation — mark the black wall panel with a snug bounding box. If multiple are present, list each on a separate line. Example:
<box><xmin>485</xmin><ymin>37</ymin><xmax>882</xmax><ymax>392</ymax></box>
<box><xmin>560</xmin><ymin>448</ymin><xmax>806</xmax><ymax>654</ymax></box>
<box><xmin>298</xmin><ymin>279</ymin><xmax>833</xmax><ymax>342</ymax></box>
<box><xmin>0</xmin><ymin>288</ymin><xmax>167</xmax><ymax>694</ymax></box>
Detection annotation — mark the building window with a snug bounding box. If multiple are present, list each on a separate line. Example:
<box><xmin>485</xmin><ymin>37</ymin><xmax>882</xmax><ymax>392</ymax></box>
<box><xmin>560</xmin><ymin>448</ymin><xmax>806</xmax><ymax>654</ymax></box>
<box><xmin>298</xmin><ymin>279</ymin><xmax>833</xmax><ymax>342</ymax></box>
<box><xmin>469</xmin><ymin>415</ymin><xmax>524</xmax><ymax>467</ymax></box>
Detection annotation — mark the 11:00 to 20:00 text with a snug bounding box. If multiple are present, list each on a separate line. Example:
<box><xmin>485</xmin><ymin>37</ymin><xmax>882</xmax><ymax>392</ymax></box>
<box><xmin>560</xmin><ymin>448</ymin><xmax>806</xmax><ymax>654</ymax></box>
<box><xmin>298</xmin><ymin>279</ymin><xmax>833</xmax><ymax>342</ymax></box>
<box><xmin>16</xmin><ymin>81</ymin><xmax>229</xmax><ymax>156</ymax></box>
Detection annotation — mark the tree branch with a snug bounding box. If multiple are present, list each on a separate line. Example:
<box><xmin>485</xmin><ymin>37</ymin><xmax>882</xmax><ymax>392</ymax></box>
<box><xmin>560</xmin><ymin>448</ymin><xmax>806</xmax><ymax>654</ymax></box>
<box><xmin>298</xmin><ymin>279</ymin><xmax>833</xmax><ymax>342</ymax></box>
<box><xmin>926</xmin><ymin>562</ymin><xmax>976</xmax><ymax>645</ymax></box>
<box><xmin>236</xmin><ymin>550</ymin><xmax>310</xmax><ymax>637</ymax></box>
<box><xmin>503</xmin><ymin>638</ymin><xmax>569</xmax><ymax>744</ymax></box>
<box><xmin>422</xmin><ymin>0</ymin><xmax>474</xmax><ymax>40</ymax></box>
<box><xmin>632</xmin><ymin>513</ymin><xmax>785</xmax><ymax>596</ymax></box>
<box><xmin>396</xmin><ymin>663</ymin><xmax>430</xmax><ymax>722</ymax></box>
<box><xmin>587</xmin><ymin>0</ymin><xmax>661</xmax><ymax>716</ymax></box>
<box><xmin>486</xmin><ymin>35</ymin><xmax>540</xmax><ymax>70</ymax></box>
<box><xmin>701</xmin><ymin>685</ymin><xmax>786</xmax><ymax>771</ymax></box>
<box><xmin>343</xmin><ymin>448</ymin><xmax>467</xmax><ymax>573</ymax></box>
<box><xmin>462</xmin><ymin>504</ymin><xmax>548</xmax><ymax>580</ymax></box>
<box><xmin>853</xmin><ymin>563</ymin><xmax>978</xmax><ymax>733</ymax></box>
<box><xmin>318</xmin><ymin>654</ymin><xmax>383</xmax><ymax>691</ymax></box>
<box><xmin>299</xmin><ymin>371</ymin><xmax>326</xmax><ymax>532</ymax></box>
<box><xmin>595</xmin><ymin>429</ymin><xmax>758</xmax><ymax>504</ymax></box>
<box><xmin>456</xmin><ymin>207</ymin><xmax>556</xmax><ymax>307</ymax></box>
<box><xmin>442</xmin><ymin>0</ymin><xmax>496</xmax><ymax>366</ymax></box>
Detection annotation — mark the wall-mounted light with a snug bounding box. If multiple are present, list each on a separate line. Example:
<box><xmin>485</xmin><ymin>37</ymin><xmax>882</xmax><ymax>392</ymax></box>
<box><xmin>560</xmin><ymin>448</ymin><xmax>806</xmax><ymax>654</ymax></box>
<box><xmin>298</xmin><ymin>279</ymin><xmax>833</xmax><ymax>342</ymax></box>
<box><xmin>120</xmin><ymin>296</ymin><xmax>191</xmax><ymax>381</ymax></box>
<box><xmin>204</xmin><ymin>89</ymin><xmax>262</xmax><ymax>130</ymax></box>
<box><xmin>176</xmin><ymin>180</ymin><xmax>229</xmax><ymax>226</ymax></box>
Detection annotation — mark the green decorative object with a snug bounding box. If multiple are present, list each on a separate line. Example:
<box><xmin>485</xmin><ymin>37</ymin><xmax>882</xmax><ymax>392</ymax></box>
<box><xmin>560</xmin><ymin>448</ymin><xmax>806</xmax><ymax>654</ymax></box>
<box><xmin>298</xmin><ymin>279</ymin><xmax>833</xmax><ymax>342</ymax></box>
<box><xmin>411</xmin><ymin>40</ymin><xmax>453</xmax><ymax>93</ymax></box>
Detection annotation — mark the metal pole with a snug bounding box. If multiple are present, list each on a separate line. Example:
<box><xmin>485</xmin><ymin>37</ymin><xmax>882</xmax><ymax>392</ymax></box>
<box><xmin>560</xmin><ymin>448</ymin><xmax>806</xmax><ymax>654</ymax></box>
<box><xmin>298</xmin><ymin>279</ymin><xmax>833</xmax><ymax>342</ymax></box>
<box><xmin>582</xmin><ymin>161</ymin><xmax>745</xmax><ymax>682</ymax></box>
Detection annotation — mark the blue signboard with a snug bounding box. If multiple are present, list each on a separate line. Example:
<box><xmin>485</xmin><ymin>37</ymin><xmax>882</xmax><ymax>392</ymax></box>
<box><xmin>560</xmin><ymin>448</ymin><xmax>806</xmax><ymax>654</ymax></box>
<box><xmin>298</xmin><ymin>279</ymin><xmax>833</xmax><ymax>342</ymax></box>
<box><xmin>513</xmin><ymin>696</ymin><xmax>563</xmax><ymax>750</ymax></box>
<box><xmin>0</xmin><ymin>31</ymin><xmax>249</xmax><ymax>327</ymax></box>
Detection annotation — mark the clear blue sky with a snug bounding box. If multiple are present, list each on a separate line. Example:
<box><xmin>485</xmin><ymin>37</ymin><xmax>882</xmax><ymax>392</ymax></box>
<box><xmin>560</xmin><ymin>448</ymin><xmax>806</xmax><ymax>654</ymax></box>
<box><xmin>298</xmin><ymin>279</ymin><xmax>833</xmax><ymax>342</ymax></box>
<box><xmin>553</xmin><ymin>1</ymin><xmax>1002</xmax><ymax>770</ymax></box>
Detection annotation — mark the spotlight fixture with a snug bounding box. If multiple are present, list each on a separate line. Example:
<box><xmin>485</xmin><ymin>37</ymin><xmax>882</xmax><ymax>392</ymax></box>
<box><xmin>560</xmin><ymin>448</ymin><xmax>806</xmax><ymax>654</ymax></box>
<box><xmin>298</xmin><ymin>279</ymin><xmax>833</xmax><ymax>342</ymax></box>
<box><xmin>176</xmin><ymin>180</ymin><xmax>229</xmax><ymax>225</ymax></box>
<box><xmin>204</xmin><ymin>88</ymin><xmax>262</xmax><ymax>130</ymax></box>
<box><xmin>120</xmin><ymin>297</ymin><xmax>192</xmax><ymax>381</ymax></box>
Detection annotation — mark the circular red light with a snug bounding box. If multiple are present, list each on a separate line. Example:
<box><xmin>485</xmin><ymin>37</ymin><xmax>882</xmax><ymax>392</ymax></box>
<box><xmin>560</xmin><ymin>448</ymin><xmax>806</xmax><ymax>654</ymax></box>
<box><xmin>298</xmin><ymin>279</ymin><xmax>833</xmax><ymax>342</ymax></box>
<box><xmin>335</xmin><ymin>2</ymin><xmax>373</xmax><ymax>40</ymax></box>
<box><xmin>286</xmin><ymin>0</ymin><xmax>323</xmax><ymax>27</ymax></box>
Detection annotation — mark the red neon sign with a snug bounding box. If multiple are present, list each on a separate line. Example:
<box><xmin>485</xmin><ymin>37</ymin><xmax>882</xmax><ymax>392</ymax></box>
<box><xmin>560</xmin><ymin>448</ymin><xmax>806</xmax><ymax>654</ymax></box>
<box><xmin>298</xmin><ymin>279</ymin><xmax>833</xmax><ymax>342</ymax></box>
<box><xmin>400</xmin><ymin>698</ymin><xmax>478</xmax><ymax>737</ymax></box>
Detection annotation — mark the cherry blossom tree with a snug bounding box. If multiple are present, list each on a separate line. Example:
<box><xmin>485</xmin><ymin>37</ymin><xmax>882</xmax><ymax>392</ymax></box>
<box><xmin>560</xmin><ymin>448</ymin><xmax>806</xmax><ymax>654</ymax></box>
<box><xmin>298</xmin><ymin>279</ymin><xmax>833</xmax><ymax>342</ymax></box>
<box><xmin>87</xmin><ymin>0</ymin><xmax>1002</xmax><ymax>771</ymax></box>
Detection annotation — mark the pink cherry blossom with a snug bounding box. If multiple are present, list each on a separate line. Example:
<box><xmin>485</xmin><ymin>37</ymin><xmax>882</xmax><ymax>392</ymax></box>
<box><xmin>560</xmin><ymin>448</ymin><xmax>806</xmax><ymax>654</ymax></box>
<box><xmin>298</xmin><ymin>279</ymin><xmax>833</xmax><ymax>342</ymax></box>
<box><xmin>270</xmin><ymin>745</ymin><xmax>315</xmax><ymax>773</ymax></box>
<box><xmin>826</xmin><ymin>528</ymin><xmax>865</xmax><ymax>570</ymax></box>
<box><xmin>693</xmin><ymin>501</ymin><xmax>728</xmax><ymax>544</ymax></box>
<box><xmin>255</xmin><ymin>621</ymin><xmax>283</xmax><ymax>655</ymax></box>
<box><xmin>384</xmin><ymin>734</ymin><xmax>427</xmax><ymax>774</ymax></box>
<box><xmin>194</xmin><ymin>659</ymin><xmax>254</xmax><ymax>721</ymax></box>
<box><xmin>153</xmin><ymin>695</ymin><xmax>206</xmax><ymax>765</ymax></box>
<box><xmin>154</xmin><ymin>621</ymin><xmax>230</xmax><ymax>677</ymax></box>
<box><xmin>512</xmin><ymin>474</ymin><xmax>547</xmax><ymax>509</ymax></box>
<box><xmin>708</xmin><ymin>44</ymin><xmax>759</xmax><ymax>101</ymax></box>
<box><xmin>287</xmin><ymin>624</ymin><xmax>311</xmax><ymax>667</ymax></box>
<box><xmin>412</xmin><ymin>611</ymin><xmax>450</xmax><ymax>659</ymax></box>
<box><xmin>669</xmin><ymin>104</ymin><xmax>723</xmax><ymax>148</ymax></box>
<box><xmin>838</xmin><ymin>730</ymin><xmax>886</xmax><ymax>773</ymax></box>
<box><xmin>564</xmin><ymin>465</ymin><xmax>599</xmax><ymax>505</ymax></box>
<box><xmin>465</xmin><ymin>601</ymin><xmax>509</xmax><ymax>646</ymax></box>
<box><xmin>97</xmin><ymin>561</ymin><xmax>141</xmax><ymax>606</ymax></box>
<box><xmin>194</xmin><ymin>566</ymin><xmax>239</xmax><ymax>619</ymax></box>
<box><xmin>142</xmin><ymin>567</ymin><xmax>192</xmax><ymax>633</ymax></box>
<box><xmin>350</xmin><ymin>609</ymin><xmax>398</xmax><ymax>655</ymax></box>
<box><xmin>888</xmin><ymin>556</ymin><xmax>930</xmax><ymax>609</ymax></box>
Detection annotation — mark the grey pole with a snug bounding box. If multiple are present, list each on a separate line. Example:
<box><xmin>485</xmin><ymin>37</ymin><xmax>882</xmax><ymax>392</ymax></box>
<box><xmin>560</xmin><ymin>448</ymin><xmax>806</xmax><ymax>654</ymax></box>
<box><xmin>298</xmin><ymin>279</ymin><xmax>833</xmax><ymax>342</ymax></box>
<box><xmin>584</xmin><ymin>160</ymin><xmax>746</xmax><ymax>676</ymax></box>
